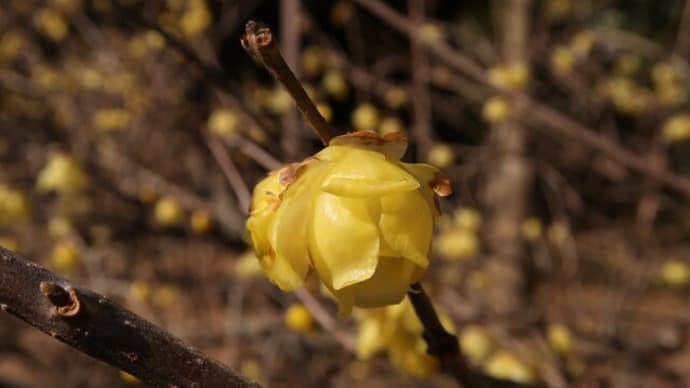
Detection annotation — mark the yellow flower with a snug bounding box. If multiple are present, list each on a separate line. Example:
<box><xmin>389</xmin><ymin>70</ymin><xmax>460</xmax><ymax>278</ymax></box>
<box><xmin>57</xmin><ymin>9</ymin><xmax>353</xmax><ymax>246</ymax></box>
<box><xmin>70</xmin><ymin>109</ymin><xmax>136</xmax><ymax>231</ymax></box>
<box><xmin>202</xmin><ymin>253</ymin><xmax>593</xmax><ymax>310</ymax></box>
<box><xmin>354</xmin><ymin>298</ymin><xmax>453</xmax><ymax>377</ymax></box>
<box><xmin>153</xmin><ymin>197</ymin><xmax>184</xmax><ymax>227</ymax></box>
<box><xmin>547</xmin><ymin>323</ymin><xmax>575</xmax><ymax>355</ymax></box>
<box><xmin>36</xmin><ymin>152</ymin><xmax>89</xmax><ymax>195</ymax></box>
<box><xmin>483</xmin><ymin>350</ymin><xmax>538</xmax><ymax>384</ymax></box>
<box><xmin>0</xmin><ymin>185</ymin><xmax>31</xmax><ymax>225</ymax></box>
<box><xmin>245</xmin><ymin>132</ymin><xmax>451</xmax><ymax>314</ymax></box>
<box><xmin>284</xmin><ymin>303</ymin><xmax>315</xmax><ymax>335</ymax></box>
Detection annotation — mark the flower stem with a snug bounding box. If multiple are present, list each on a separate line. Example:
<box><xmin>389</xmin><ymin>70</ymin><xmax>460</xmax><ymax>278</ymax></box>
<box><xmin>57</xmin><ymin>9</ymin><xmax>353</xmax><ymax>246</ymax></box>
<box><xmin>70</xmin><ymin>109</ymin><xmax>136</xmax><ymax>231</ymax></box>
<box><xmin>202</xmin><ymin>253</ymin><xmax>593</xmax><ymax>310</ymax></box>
<box><xmin>408</xmin><ymin>282</ymin><xmax>486</xmax><ymax>387</ymax></box>
<box><xmin>241</xmin><ymin>20</ymin><xmax>341</xmax><ymax>145</ymax></box>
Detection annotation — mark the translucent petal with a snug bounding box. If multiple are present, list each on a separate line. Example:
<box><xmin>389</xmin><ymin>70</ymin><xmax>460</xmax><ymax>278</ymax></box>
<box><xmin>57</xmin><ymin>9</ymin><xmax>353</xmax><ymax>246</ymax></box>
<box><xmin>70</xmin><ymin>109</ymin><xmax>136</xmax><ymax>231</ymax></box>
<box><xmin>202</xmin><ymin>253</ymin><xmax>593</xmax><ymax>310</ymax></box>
<box><xmin>314</xmin><ymin>145</ymin><xmax>349</xmax><ymax>161</ymax></box>
<box><xmin>248</xmin><ymin>171</ymin><xmax>283</xmax><ymax>214</ymax></box>
<box><xmin>261</xmin><ymin>251</ymin><xmax>308</xmax><ymax>291</ymax></box>
<box><xmin>268</xmin><ymin>188</ymin><xmax>314</xmax><ymax>291</ymax></box>
<box><xmin>348</xmin><ymin>257</ymin><xmax>421</xmax><ymax>308</ymax></box>
<box><xmin>400</xmin><ymin>162</ymin><xmax>441</xmax><ymax>216</ymax></box>
<box><xmin>309</xmin><ymin>193</ymin><xmax>381</xmax><ymax>290</ymax></box>
<box><xmin>245</xmin><ymin>214</ymin><xmax>273</xmax><ymax>256</ymax></box>
<box><xmin>378</xmin><ymin>190</ymin><xmax>432</xmax><ymax>267</ymax></box>
<box><xmin>328</xmin><ymin>131</ymin><xmax>409</xmax><ymax>160</ymax></box>
<box><xmin>321</xmin><ymin>149</ymin><xmax>419</xmax><ymax>197</ymax></box>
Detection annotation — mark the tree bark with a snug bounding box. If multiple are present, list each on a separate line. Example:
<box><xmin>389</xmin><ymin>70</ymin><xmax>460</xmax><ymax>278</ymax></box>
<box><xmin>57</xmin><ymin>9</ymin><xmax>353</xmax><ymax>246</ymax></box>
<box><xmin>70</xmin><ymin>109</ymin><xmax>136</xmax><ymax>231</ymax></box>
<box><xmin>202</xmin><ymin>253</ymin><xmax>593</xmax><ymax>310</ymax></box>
<box><xmin>0</xmin><ymin>246</ymin><xmax>261</xmax><ymax>388</ymax></box>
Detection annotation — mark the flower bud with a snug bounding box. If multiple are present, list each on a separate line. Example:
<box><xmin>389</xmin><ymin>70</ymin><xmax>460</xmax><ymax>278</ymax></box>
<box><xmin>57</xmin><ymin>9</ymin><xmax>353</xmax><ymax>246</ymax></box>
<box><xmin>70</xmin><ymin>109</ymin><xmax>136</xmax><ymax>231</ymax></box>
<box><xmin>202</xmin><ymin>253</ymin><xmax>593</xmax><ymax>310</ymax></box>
<box><xmin>245</xmin><ymin>132</ymin><xmax>451</xmax><ymax>314</ymax></box>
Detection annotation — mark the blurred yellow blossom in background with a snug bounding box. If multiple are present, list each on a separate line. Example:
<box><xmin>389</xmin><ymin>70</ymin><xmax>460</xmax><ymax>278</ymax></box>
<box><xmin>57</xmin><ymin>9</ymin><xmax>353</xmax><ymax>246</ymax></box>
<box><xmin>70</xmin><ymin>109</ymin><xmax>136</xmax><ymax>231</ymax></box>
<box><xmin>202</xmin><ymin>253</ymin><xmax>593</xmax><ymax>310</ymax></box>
<box><xmin>354</xmin><ymin>298</ymin><xmax>454</xmax><ymax>377</ymax></box>
<box><xmin>36</xmin><ymin>152</ymin><xmax>90</xmax><ymax>195</ymax></box>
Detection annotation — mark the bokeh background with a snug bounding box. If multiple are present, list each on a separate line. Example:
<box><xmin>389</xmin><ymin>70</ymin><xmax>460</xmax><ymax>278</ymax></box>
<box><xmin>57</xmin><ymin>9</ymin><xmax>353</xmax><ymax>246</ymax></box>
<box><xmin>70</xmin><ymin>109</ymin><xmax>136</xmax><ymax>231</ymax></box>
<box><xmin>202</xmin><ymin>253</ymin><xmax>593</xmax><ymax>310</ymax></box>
<box><xmin>2</xmin><ymin>0</ymin><xmax>690</xmax><ymax>387</ymax></box>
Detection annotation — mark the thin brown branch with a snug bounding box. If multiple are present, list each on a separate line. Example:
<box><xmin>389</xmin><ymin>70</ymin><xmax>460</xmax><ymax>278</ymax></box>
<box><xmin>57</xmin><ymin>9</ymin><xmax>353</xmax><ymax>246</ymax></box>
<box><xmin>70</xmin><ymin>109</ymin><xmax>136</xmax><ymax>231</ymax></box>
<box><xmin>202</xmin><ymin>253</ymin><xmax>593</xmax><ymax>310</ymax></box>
<box><xmin>353</xmin><ymin>0</ymin><xmax>690</xmax><ymax>200</ymax></box>
<box><xmin>408</xmin><ymin>0</ymin><xmax>434</xmax><ymax>160</ymax></box>
<box><xmin>229</xmin><ymin>136</ymin><xmax>282</xmax><ymax>171</ymax></box>
<box><xmin>204</xmin><ymin>133</ymin><xmax>252</xmax><ymax>214</ymax></box>
<box><xmin>408</xmin><ymin>283</ymin><xmax>531</xmax><ymax>387</ymax></box>
<box><xmin>96</xmin><ymin>144</ymin><xmax>246</xmax><ymax>236</ymax></box>
<box><xmin>279</xmin><ymin>0</ymin><xmax>304</xmax><ymax>159</ymax></box>
<box><xmin>675</xmin><ymin>0</ymin><xmax>690</xmax><ymax>60</ymax></box>
<box><xmin>241</xmin><ymin>21</ymin><xmax>342</xmax><ymax>145</ymax></box>
<box><xmin>0</xmin><ymin>246</ymin><xmax>261</xmax><ymax>388</ymax></box>
<box><xmin>407</xmin><ymin>282</ymin><xmax>480</xmax><ymax>387</ymax></box>
<box><xmin>294</xmin><ymin>289</ymin><xmax>356</xmax><ymax>351</ymax></box>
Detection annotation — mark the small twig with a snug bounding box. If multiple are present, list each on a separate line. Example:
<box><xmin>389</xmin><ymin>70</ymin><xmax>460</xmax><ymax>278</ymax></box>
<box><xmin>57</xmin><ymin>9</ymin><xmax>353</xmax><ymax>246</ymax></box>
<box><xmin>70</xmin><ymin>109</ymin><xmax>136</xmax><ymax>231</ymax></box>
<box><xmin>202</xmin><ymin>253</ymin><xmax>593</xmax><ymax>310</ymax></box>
<box><xmin>204</xmin><ymin>133</ymin><xmax>252</xmax><ymax>214</ymax></box>
<box><xmin>407</xmin><ymin>282</ymin><xmax>485</xmax><ymax>388</ymax></box>
<box><xmin>279</xmin><ymin>0</ymin><xmax>304</xmax><ymax>159</ymax></box>
<box><xmin>409</xmin><ymin>284</ymin><xmax>535</xmax><ymax>387</ymax></box>
<box><xmin>408</xmin><ymin>0</ymin><xmax>434</xmax><ymax>160</ymax></box>
<box><xmin>674</xmin><ymin>0</ymin><xmax>690</xmax><ymax>60</ymax></box>
<box><xmin>241</xmin><ymin>20</ymin><xmax>343</xmax><ymax>144</ymax></box>
<box><xmin>294</xmin><ymin>289</ymin><xmax>356</xmax><ymax>351</ymax></box>
<box><xmin>0</xmin><ymin>246</ymin><xmax>261</xmax><ymax>388</ymax></box>
<box><xmin>353</xmin><ymin>0</ymin><xmax>690</xmax><ymax>201</ymax></box>
<box><xmin>229</xmin><ymin>136</ymin><xmax>282</xmax><ymax>171</ymax></box>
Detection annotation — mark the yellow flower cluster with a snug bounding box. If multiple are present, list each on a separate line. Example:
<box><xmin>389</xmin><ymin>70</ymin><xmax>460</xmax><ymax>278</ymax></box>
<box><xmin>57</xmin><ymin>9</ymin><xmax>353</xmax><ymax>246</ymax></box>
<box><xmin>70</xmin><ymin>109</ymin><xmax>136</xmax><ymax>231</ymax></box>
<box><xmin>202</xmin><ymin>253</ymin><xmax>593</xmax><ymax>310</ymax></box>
<box><xmin>550</xmin><ymin>30</ymin><xmax>595</xmax><ymax>76</ymax></box>
<box><xmin>355</xmin><ymin>298</ymin><xmax>451</xmax><ymax>377</ymax></box>
<box><xmin>458</xmin><ymin>324</ymin><xmax>539</xmax><ymax>384</ymax></box>
<box><xmin>245</xmin><ymin>132</ymin><xmax>451</xmax><ymax>314</ymax></box>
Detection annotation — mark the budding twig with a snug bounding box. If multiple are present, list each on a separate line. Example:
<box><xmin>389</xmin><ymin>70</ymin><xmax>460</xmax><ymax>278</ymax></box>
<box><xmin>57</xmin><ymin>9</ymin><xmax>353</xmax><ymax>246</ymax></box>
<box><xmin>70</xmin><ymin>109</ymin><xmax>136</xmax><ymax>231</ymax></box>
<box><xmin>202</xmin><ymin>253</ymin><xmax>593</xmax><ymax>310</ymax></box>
<box><xmin>241</xmin><ymin>20</ymin><xmax>342</xmax><ymax>145</ymax></box>
<box><xmin>408</xmin><ymin>282</ymin><xmax>487</xmax><ymax>388</ymax></box>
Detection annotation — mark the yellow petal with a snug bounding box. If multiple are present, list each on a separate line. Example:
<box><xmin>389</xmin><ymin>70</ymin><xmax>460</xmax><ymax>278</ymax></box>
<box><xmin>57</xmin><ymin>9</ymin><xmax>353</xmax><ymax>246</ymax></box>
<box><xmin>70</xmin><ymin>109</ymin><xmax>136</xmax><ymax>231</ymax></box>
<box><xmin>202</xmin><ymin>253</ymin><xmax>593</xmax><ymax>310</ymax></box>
<box><xmin>248</xmin><ymin>170</ymin><xmax>282</xmax><ymax>215</ymax></box>
<box><xmin>267</xmin><ymin>192</ymin><xmax>312</xmax><ymax>290</ymax></box>
<box><xmin>378</xmin><ymin>190</ymin><xmax>432</xmax><ymax>267</ymax></box>
<box><xmin>258</xmin><ymin>251</ymin><xmax>306</xmax><ymax>291</ymax></box>
<box><xmin>310</xmin><ymin>193</ymin><xmax>381</xmax><ymax>290</ymax></box>
<box><xmin>401</xmin><ymin>162</ymin><xmax>443</xmax><ymax>216</ymax></box>
<box><xmin>245</xmin><ymin>214</ymin><xmax>272</xmax><ymax>256</ymax></box>
<box><xmin>321</xmin><ymin>149</ymin><xmax>419</xmax><ymax>197</ymax></box>
<box><xmin>329</xmin><ymin>131</ymin><xmax>409</xmax><ymax>160</ymax></box>
<box><xmin>348</xmin><ymin>257</ymin><xmax>420</xmax><ymax>308</ymax></box>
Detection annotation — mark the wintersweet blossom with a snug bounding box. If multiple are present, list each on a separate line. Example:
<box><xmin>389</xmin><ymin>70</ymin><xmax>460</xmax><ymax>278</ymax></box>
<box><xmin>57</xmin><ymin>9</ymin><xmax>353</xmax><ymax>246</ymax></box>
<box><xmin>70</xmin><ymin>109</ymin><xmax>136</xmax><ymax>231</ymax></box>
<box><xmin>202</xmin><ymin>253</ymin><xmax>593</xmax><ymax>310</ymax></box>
<box><xmin>354</xmin><ymin>298</ymin><xmax>455</xmax><ymax>377</ymax></box>
<box><xmin>245</xmin><ymin>131</ymin><xmax>451</xmax><ymax>314</ymax></box>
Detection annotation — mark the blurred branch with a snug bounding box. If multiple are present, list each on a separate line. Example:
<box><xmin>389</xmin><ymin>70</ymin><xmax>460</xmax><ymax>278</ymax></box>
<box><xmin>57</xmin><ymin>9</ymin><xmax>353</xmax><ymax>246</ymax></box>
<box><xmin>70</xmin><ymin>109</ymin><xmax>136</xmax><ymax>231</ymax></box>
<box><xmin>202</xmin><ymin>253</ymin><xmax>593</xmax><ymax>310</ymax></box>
<box><xmin>676</xmin><ymin>0</ymin><xmax>690</xmax><ymax>60</ymax></box>
<box><xmin>203</xmin><ymin>133</ymin><xmax>252</xmax><ymax>214</ymax></box>
<box><xmin>353</xmin><ymin>0</ymin><xmax>690</xmax><ymax>200</ymax></box>
<box><xmin>294</xmin><ymin>289</ymin><xmax>356</xmax><ymax>351</ymax></box>
<box><xmin>280</xmin><ymin>0</ymin><xmax>304</xmax><ymax>159</ymax></box>
<box><xmin>96</xmin><ymin>144</ymin><xmax>246</xmax><ymax>236</ymax></box>
<box><xmin>408</xmin><ymin>0</ymin><xmax>433</xmax><ymax>160</ymax></box>
<box><xmin>482</xmin><ymin>0</ymin><xmax>533</xmax><ymax>320</ymax></box>
<box><xmin>0</xmin><ymin>246</ymin><xmax>261</xmax><ymax>388</ymax></box>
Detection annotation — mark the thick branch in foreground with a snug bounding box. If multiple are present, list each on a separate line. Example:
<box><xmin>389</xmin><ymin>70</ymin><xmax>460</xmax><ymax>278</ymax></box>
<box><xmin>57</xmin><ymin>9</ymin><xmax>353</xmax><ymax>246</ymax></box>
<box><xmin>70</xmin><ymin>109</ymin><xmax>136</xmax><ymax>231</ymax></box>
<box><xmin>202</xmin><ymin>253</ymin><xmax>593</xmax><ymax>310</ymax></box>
<box><xmin>0</xmin><ymin>246</ymin><xmax>261</xmax><ymax>388</ymax></box>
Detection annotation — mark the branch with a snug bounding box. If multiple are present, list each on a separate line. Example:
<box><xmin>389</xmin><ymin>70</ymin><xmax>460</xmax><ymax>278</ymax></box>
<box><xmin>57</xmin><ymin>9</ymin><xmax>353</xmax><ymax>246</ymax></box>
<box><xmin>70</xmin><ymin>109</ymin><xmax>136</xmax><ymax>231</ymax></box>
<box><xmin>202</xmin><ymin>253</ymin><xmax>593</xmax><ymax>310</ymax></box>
<box><xmin>408</xmin><ymin>0</ymin><xmax>434</xmax><ymax>160</ymax></box>
<box><xmin>675</xmin><ymin>0</ymin><xmax>690</xmax><ymax>60</ymax></box>
<box><xmin>408</xmin><ymin>283</ymin><xmax>531</xmax><ymax>388</ymax></box>
<box><xmin>241</xmin><ymin>20</ymin><xmax>343</xmax><ymax>145</ymax></box>
<box><xmin>407</xmin><ymin>283</ymin><xmax>481</xmax><ymax>387</ymax></box>
<box><xmin>0</xmin><ymin>246</ymin><xmax>261</xmax><ymax>388</ymax></box>
<box><xmin>279</xmin><ymin>0</ymin><xmax>304</xmax><ymax>159</ymax></box>
<box><xmin>352</xmin><ymin>0</ymin><xmax>690</xmax><ymax>200</ymax></box>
